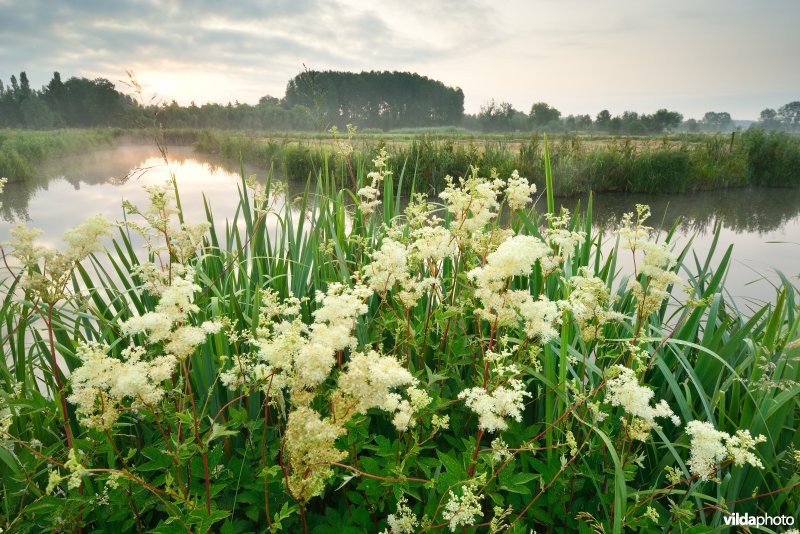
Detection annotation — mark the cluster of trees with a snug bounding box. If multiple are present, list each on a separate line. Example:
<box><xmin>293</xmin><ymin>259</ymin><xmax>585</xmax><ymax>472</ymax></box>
<box><xmin>0</xmin><ymin>72</ymin><xmax>135</xmax><ymax>128</ymax></box>
<box><xmin>151</xmin><ymin>97</ymin><xmax>315</xmax><ymax>130</ymax></box>
<box><xmin>468</xmin><ymin>101</ymin><xmax>684</xmax><ymax>134</ymax></box>
<box><xmin>758</xmin><ymin>102</ymin><xmax>800</xmax><ymax>132</ymax></box>
<box><xmin>284</xmin><ymin>70</ymin><xmax>465</xmax><ymax>130</ymax></box>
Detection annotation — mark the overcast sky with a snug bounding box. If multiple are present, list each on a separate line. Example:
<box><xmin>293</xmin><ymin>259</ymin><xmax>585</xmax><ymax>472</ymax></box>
<box><xmin>1</xmin><ymin>0</ymin><xmax>797</xmax><ymax>120</ymax></box>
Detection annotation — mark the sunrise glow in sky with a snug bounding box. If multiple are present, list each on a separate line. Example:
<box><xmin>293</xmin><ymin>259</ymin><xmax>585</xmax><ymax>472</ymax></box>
<box><xmin>1</xmin><ymin>0</ymin><xmax>798</xmax><ymax>119</ymax></box>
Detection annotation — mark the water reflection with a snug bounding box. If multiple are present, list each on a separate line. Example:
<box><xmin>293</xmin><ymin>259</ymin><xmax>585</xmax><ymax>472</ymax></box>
<box><xmin>560</xmin><ymin>188</ymin><xmax>800</xmax><ymax>235</ymax></box>
<box><xmin>0</xmin><ymin>146</ymin><xmax>299</xmax><ymax>224</ymax></box>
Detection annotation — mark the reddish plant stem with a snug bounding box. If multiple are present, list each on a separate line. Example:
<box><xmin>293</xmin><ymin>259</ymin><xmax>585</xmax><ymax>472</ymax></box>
<box><xmin>181</xmin><ymin>358</ymin><xmax>211</xmax><ymax>515</ymax></box>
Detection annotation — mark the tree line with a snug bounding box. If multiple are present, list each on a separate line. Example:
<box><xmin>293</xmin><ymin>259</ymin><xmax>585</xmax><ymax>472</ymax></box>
<box><xmin>284</xmin><ymin>70</ymin><xmax>465</xmax><ymax>130</ymax></box>
<box><xmin>0</xmin><ymin>69</ymin><xmax>797</xmax><ymax>134</ymax></box>
<box><xmin>468</xmin><ymin>101</ymin><xmax>800</xmax><ymax>134</ymax></box>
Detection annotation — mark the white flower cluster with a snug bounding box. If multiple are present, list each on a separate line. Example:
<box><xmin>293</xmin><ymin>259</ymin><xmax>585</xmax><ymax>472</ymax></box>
<box><xmin>564</xmin><ymin>268</ymin><xmax>625</xmax><ymax>342</ymax></box>
<box><xmin>504</xmin><ymin>170</ymin><xmax>537</xmax><ymax>211</ymax></box>
<box><xmin>685</xmin><ymin>421</ymin><xmax>765</xmax><ymax>481</ymax></box>
<box><xmin>122</xmin><ymin>184</ymin><xmax>210</xmax><ymax>264</ymax></box>
<box><xmin>618</xmin><ymin>205</ymin><xmax>683</xmax><ymax>317</ymax></box>
<box><xmin>363</xmin><ymin>212</ymin><xmax>458</xmax><ymax>308</ymax></box>
<box><xmin>385</xmin><ymin>496</ymin><xmax>419</xmax><ymax>534</ymax></box>
<box><xmin>334</xmin><ymin>350</ymin><xmax>421</xmax><ymax>430</ymax></box>
<box><xmin>363</xmin><ymin>238</ymin><xmax>433</xmax><ymax>308</ymax></box>
<box><xmin>439</xmin><ymin>168</ymin><xmax>505</xmax><ymax>235</ymax></box>
<box><xmin>459</xmin><ymin>380</ymin><xmax>530</xmax><ymax>433</ymax></box>
<box><xmin>408</xmin><ymin>224</ymin><xmax>457</xmax><ymax>264</ymax></box>
<box><xmin>358</xmin><ymin>148</ymin><xmax>391</xmax><ymax>215</ymax></box>
<box><xmin>544</xmin><ymin>208</ymin><xmax>585</xmax><ymax>253</ymax></box>
<box><xmin>283</xmin><ymin>406</ymin><xmax>347</xmax><ymax>502</ymax></box>
<box><xmin>121</xmin><ymin>271</ymin><xmax>221</xmax><ymax>360</ymax></box>
<box><xmin>0</xmin><ymin>176</ymin><xmax>6</xmax><ymax>209</ymax></box>
<box><xmin>467</xmin><ymin>235</ymin><xmax>552</xmax><ymax>325</ymax></box>
<box><xmin>443</xmin><ymin>484</ymin><xmax>484</xmax><ymax>532</ymax></box>
<box><xmin>4</xmin><ymin>215</ymin><xmax>112</xmax><ymax>303</ymax></box>
<box><xmin>458</xmin><ymin>350</ymin><xmax>532</xmax><ymax>433</ymax></box>
<box><xmin>491</xmin><ymin>436</ymin><xmax>511</xmax><ymax>462</ymax></box>
<box><xmin>605</xmin><ymin>365</ymin><xmax>679</xmax><ymax>441</ymax></box>
<box><xmin>297</xmin><ymin>282</ymin><xmax>371</xmax><ymax>389</ymax></box>
<box><xmin>68</xmin><ymin>342</ymin><xmax>177</xmax><ymax>429</ymax></box>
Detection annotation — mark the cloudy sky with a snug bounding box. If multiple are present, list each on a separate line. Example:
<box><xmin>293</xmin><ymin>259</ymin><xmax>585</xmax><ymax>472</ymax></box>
<box><xmin>1</xmin><ymin>0</ymin><xmax>797</xmax><ymax>119</ymax></box>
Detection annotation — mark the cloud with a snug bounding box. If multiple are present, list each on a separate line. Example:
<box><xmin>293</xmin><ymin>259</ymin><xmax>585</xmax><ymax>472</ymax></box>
<box><xmin>0</xmin><ymin>0</ymin><xmax>797</xmax><ymax>118</ymax></box>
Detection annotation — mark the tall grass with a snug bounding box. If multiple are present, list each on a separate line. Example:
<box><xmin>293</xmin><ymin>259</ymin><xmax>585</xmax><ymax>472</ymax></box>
<box><xmin>194</xmin><ymin>129</ymin><xmax>800</xmax><ymax>194</ymax></box>
<box><xmin>0</xmin><ymin>139</ymin><xmax>798</xmax><ymax>532</ymax></box>
<box><xmin>0</xmin><ymin>130</ymin><xmax>123</xmax><ymax>181</ymax></box>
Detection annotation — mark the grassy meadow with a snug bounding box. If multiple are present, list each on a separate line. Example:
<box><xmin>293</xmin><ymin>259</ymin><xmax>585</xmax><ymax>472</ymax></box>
<box><xmin>0</xmin><ymin>133</ymin><xmax>798</xmax><ymax>532</ymax></box>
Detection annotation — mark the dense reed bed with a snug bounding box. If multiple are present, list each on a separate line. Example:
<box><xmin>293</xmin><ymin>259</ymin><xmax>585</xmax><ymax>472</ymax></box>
<box><xmin>0</xmin><ymin>140</ymin><xmax>798</xmax><ymax>532</ymax></box>
<box><xmin>194</xmin><ymin>128</ymin><xmax>800</xmax><ymax>194</ymax></box>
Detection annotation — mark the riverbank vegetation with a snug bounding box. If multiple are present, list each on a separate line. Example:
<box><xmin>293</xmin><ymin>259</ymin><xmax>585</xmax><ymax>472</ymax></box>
<box><xmin>0</xmin><ymin>130</ymin><xmax>123</xmax><ymax>180</ymax></box>
<box><xmin>193</xmin><ymin>127</ymin><xmax>800</xmax><ymax>194</ymax></box>
<box><xmin>0</xmin><ymin>140</ymin><xmax>798</xmax><ymax>532</ymax></box>
<box><xmin>2</xmin><ymin>126</ymin><xmax>800</xmax><ymax>196</ymax></box>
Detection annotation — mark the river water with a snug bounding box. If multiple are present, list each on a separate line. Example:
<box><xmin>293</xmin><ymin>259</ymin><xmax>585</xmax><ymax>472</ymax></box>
<box><xmin>1</xmin><ymin>145</ymin><xmax>798</xmax><ymax>310</ymax></box>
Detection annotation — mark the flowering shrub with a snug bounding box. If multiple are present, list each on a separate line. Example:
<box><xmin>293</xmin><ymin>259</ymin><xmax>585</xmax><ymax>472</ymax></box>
<box><xmin>0</xmin><ymin>143</ymin><xmax>798</xmax><ymax>533</ymax></box>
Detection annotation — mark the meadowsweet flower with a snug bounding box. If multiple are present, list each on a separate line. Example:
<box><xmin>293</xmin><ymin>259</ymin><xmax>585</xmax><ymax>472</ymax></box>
<box><xmin>618</xmin><ymin>205</ymin><xmax>683</xmax><ymax>317</ymax></box>
<box><xmin>409</xmin><ymin>225</ymin><xmax>457</xmax><ymax>264</ymax></box>
<box><xmin>443</xmin><ymin>484</ymin><xmax>484</xmax><ymax>532</ymax></box>
<box><xmin>685</xmin><ymin>421</ymin><xmax>765</xmax><ymax>481</ymax></box>
<box><xmin>459</xmin><ymin>378</ymin><xmax>530</xmax><ymax>433</ymax></box>
<box><xmin>363</xmin><ymin>238</ymin><xmax>435</xmax><ymax>308</ymax></box>
<box><xmin>284</xmin><ymin>406</ymin><xmax>347</xmax><ymax>503</ymax></box>
<box><xmin>544</xmin><ymin>208</ymin><xmax>585</xmax><ymax>252</ymax></box>
<box><xmin>46</xmin><ymin>470</ymin><xmax>63</xmax><ymax>494</ymax></box>
<box><xmin>489</xmin><ymin>506</ymin><xmax>513</xmax><ymax>533</ymax></box>
<box><xmin>468</xmin><ymin>234</ymin><xmax>552</xmax><ymax>325</ymax></box>
<box><xmin>685</xmin><ymin>421</ymin><xmax>728</xmax><ymax>481</ymax></box>
<box><xmin>333</xmin><ymin>350</ymin><xmax>416</xmax><ymax>418</ymax></box>
<box><xmin>491</xmin><ymin>437</ymin><xmax>511</xmax><ymax>462</ymax></box>
<box><xmin>392</xmin><ymin>400</ymin><xmax>416</xmax><ymax>432</ymax></box>
<box><xmin>439</xmin><ymin>168</ymin><xmax>505</xmax><ymax>236</ymax></box>
<box><xmin>564</xmin><ymin>268</ymin><xmax>624</xmax><ymax>342</ymax></box>
<box><xmin>3</xmin><ymin>216</ymin><xmax>111</xmax><ymax>303</ymax></box>
<box><xmin>358</xmin><ymin>148</ymin><xmax>391</xmax><ymax>215</ymax></box>
<box><xmin>64</xmin><ymin>448</ymin><xmax>87</xmax><ymax>490</ymax></box>
<box><xmin>386</xmin><ymin>496</ymin><xmax>419</xmax><ymax>534</ymax></box>
<box><xmin>0</xmin><ymin>399</ymin><xmax>12</xmax><ymax>449</ymax></box>
<box><xmin>294</xmin><ymin>283</ymin><xmax>371</xmax><ymax>389</ymax></box>
<box><xmin>606</xmin><ymin>365</ymin><xmax>679</xmax><ymax>441</ymax></box>
<box><xmin>504</xmin><ymin>170</ymin><xmax>537</xmax><ymax>211</ymax></box>
<box><xmin>564</xmin><ymin>430</ymin><xmax>578</xmax><ymax>456</ymax></box>
<box><xmin>68</xmin><ymin>341</ymin><xmax>176</xmax><ymax>429</ymax></box>
<box><xmin>431</xmin><ymin>414</ymin><xmax>450</xmax><ymax>431</ymax></box>
<box><xmin>517</xmin><ymin>295</ymin><xmax>560</xmax><ymax>342</ymax></box>
<box><xmin>61</xmin><ymin>214</ymin><xmax>113</xmax><ymax>261</ymax></box>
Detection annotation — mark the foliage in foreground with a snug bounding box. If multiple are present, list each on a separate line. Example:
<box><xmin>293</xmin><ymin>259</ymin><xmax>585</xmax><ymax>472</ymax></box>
<box><xmin>0</xmin><ymin>142</ymin><xmax>799</xmax><ymax>533</ymax></box>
